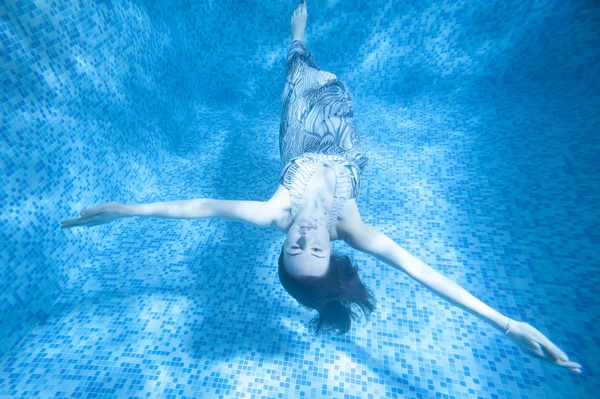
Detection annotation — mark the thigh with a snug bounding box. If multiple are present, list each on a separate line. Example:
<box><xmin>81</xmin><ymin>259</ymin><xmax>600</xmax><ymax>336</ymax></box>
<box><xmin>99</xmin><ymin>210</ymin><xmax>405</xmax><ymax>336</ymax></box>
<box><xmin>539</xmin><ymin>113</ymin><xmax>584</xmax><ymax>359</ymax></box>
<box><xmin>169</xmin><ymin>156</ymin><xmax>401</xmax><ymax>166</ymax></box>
<box><xmin>279</xmin><ymin>42</ymin><xmax>367</xmax><ymax>167</ymax></box>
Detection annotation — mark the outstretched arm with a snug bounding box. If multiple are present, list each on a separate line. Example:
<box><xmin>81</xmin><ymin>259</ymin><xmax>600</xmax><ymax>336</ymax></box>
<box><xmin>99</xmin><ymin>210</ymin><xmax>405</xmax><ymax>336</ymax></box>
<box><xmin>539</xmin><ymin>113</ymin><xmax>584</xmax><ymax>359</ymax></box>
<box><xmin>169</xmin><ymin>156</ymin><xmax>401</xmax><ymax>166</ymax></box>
<box><xmin>127</xmin><ymin>198</ymin><xmax>273</xmax><ymax>227</ymax></box>
<box><xmin>344</xmin><ymin>222</ymin><xmax>582</xmax><ymax>373</ymax></box>
<box><xmin>60</xmin><ymin>198</ymin><xmax>277</xmax><ymax>229</ymax></box>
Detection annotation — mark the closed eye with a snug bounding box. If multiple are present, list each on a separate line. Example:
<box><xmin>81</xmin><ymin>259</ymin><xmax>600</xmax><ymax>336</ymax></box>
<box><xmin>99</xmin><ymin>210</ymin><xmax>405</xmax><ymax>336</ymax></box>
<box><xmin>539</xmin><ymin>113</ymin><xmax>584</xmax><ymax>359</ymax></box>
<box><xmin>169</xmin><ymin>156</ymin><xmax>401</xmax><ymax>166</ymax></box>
<box><xmin>291</xmin><ymin>246</ymin><xmax>322</xmax><ymax>251</ymax></box>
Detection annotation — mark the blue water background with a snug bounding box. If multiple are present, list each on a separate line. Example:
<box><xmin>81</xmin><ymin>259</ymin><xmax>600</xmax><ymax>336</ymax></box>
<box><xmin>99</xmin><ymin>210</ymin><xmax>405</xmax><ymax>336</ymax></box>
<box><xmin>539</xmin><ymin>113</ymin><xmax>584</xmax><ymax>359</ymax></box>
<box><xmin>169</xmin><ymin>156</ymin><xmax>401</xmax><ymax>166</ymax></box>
<box><xmin>1</xmin><ymin>0</ymin><xmax>599</xmax><ymax>397</ymax></box>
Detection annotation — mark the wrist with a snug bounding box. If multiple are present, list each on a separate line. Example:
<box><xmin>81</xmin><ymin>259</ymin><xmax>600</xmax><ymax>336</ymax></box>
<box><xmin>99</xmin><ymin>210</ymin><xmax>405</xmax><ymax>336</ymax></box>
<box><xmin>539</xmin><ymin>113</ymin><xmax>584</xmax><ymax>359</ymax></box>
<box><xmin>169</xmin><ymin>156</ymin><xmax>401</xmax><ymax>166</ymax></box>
<box><xmin>496</xmin><ymin>316</ymin><xmax>512</xmax><ymax>334</ymax></box>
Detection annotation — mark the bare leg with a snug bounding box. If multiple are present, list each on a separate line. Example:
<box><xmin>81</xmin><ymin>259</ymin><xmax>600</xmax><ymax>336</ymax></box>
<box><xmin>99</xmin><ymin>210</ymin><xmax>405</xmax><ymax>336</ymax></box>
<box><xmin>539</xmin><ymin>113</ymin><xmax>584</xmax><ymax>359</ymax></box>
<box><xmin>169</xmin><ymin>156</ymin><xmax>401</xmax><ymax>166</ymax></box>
<box><xmin>291</xmin><ymin>0</ymin><xmax>308</xmax><ymax>42</ymax></box>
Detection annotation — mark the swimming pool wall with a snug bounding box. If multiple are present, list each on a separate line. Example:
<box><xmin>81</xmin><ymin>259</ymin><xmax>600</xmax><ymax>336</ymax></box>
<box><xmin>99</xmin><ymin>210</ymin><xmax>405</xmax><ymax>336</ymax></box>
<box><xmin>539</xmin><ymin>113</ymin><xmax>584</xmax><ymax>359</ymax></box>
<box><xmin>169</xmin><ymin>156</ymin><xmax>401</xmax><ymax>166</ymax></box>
<box><xmin>1</xmin><ymin>0</ymin><xmax>599</xmax><ymax>398</ymax></box>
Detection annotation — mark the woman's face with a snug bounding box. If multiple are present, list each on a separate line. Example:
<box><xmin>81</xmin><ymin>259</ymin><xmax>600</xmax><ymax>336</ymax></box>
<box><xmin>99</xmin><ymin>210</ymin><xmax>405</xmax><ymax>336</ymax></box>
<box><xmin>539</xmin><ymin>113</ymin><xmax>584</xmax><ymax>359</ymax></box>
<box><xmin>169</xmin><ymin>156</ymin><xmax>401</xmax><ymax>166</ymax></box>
<box><xmin>283</xmin><ymin>218</ymin><xmax>331</xmax><ymax>277</ymax></box>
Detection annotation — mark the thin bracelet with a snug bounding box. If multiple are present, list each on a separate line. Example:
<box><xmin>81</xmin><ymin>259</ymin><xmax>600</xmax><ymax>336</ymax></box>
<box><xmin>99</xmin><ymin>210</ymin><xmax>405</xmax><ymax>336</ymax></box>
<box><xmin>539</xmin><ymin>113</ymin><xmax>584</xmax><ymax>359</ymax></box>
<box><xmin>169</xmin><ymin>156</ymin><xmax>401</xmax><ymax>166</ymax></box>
<box><xmin>504</xmin><ymin>318</ymin><xmax>512</xmax><ymax>335</ymax></box>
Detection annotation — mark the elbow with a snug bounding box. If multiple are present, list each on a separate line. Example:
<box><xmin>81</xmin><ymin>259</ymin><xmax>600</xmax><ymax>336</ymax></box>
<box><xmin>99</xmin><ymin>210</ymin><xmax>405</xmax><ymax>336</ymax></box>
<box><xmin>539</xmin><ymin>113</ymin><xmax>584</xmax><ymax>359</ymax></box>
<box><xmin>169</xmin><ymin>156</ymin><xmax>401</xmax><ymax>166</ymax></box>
<box><xmin>380</xmin><ymin>240</ymin><xmax>432</xmax><ymax>282</ymax></box>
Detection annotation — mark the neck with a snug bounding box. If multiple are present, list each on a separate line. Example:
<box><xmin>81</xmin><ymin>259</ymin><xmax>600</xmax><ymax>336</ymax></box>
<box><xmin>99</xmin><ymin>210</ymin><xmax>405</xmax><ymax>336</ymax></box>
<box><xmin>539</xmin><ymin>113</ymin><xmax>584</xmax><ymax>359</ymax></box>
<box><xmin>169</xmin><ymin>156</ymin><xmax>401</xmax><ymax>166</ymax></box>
<box><xmin>295</xmin><ymin>164</ymin><xmax>337</xmax><ymax>227</ymax></box>
<box><xmin>295</xmin><ymin>196</ymin><xmax>330</xmax><ymax>228</ymax></box>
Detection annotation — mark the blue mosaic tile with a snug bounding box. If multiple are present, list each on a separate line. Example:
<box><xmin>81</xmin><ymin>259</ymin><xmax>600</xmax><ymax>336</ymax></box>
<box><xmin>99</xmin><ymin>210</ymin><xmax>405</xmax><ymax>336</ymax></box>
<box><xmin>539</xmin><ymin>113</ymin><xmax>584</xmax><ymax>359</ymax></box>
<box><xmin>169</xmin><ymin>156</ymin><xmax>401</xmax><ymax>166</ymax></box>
<box><xmin>1</xmin><ymin>0</ymin><xmax>598</xmax><ymax>398</ymax></box>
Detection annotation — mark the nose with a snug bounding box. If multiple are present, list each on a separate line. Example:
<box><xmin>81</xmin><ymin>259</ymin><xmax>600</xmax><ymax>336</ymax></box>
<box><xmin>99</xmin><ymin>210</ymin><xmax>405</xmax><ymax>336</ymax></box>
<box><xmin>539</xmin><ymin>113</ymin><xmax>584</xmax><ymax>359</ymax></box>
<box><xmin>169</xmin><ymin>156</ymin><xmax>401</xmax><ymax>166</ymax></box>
<box><xmin>297</xmin><ymin>232</ymin><xmax>311</xmax><ymax>248</ymax></box>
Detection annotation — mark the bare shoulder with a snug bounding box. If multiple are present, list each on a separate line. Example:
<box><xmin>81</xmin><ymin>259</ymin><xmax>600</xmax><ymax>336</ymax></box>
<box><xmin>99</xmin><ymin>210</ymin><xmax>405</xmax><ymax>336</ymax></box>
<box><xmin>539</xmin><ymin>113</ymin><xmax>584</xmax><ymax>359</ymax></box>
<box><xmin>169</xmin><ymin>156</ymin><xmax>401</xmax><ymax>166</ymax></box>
<box><xmin>264</xmin><ymin>185</ymin><xmax>366</xmax><ymax>241</ymax></box>
<box><xmin>266</xmin><ymin>185</ymin><xmax>293</xmax><ymax>233</ymax></box>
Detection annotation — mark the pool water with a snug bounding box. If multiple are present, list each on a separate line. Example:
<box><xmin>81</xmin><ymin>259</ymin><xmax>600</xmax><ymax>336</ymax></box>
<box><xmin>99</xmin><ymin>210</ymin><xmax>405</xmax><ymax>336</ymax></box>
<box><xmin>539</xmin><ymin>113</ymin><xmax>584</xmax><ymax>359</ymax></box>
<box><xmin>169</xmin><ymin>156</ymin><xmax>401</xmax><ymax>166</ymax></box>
<box><xmin>1</xmin><ymin>0</ymin><xmax>598</xmax><ymax>398</ymax></box>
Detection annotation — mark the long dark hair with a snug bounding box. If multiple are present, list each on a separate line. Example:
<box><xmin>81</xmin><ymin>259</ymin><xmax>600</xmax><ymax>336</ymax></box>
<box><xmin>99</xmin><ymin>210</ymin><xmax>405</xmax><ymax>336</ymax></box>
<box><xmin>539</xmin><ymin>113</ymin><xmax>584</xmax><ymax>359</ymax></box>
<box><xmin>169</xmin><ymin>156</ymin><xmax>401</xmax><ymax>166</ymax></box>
<box><xmin>278</xmin><ymin>246</ymin><xmax>377</xmax><ymax>336</ymax></box>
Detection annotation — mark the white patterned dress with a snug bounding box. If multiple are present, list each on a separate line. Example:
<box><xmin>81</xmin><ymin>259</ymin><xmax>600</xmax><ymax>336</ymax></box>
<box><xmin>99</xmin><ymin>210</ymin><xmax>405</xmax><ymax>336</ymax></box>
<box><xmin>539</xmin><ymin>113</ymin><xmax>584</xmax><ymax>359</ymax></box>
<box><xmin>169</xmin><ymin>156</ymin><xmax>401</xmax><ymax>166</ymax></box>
<box><xmin>278</xmin><ymin>40</ymin><xmax>369</xmax><ymax>230</ymax></box>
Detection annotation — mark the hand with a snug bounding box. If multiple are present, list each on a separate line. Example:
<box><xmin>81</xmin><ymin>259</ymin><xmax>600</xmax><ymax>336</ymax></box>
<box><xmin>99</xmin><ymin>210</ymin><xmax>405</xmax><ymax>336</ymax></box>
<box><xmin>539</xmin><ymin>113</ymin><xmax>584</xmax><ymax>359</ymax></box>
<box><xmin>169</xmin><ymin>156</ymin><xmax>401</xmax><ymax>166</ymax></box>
<box><xmin>60</xmin><ymin>201</ymin><xmax>127</xmax><ymax>229</ymax></box>
<box><xmin>506</xmin><ymin>320</ymin><xmax>582</xmax><ymax>373</ymax></box>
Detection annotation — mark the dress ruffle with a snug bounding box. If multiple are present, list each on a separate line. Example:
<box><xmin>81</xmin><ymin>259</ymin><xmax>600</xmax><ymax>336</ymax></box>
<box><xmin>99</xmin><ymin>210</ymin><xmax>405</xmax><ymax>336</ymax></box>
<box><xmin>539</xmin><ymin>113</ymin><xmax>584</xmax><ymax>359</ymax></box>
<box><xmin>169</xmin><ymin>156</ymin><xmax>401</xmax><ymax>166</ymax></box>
<box><xmin>279</xmin><ymin>153</ymin><xmax>360</xmax><ymax>230</ymax></box>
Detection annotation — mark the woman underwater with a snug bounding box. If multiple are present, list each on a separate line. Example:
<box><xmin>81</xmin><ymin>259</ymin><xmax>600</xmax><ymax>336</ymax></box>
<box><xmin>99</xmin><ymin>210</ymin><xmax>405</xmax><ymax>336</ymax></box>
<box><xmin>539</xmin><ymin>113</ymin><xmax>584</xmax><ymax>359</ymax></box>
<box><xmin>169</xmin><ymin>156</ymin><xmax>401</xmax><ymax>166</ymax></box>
<box><xmin>61</xmin><ymin>0</ymin><xmax>581</xmax><ymax>374</ymax></box>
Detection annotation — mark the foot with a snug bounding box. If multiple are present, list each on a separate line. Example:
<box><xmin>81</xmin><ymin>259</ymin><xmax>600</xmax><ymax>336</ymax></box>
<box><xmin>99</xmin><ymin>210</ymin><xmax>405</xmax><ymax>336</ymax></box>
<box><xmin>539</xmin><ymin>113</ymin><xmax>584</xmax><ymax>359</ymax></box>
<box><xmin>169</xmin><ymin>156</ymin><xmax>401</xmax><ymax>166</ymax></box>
<box><xmin>291</xmin><ymin>0</ymin><xmax>307</xmax><ymax>42</ymax></box>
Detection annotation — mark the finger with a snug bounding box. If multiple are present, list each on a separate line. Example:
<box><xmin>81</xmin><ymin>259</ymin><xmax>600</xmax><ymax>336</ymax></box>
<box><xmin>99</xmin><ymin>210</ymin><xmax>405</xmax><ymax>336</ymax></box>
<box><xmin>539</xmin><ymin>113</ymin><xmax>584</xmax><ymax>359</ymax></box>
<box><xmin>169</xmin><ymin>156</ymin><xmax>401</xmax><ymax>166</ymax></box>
<box><xmin>540</xmin><ymin>344</ymin><xmax>563</xmax><ymax>363</ymax></box>
<box><xmin>61</xmin><ymin>214</ymin><xmax>103</xmax><ymax>229</ymax></box>
<box><xmin>86</xmin><ymin>220</ymin><xmax>108</xmax><ymax>227</ymax></box>
<box><xmin>61</xmin><ymin>223</ymin><xmax>80</xmax><ymax>229</ymax></box>
<box><xmin>539</xmin><ymin>347</ymin><xmax>581</xmax><ymax>371</ymax></box>
<box><xmin>538</xmin><ymin>337</ymin><xmax>569</xmax><ymax>362</ymax></box>
<box><xmin>521</xmin><ymin>345</ymin><xmax>543</xmax><ymax>359</ymax></box>
<box><xmin>61</xmin><ymin>218</ymin><xmax>83</xmax><ymax>228</ymax></box>
<box><xmin>62</xmin><ymin>215</ymin><xmax>96</xmax><ymax>227</ymax></box>
<box><xmin>529</xmin><ymin>341</ymin><xmax>545</xmax><ymax>358</ymax></box>
<box><xmin>557</xmin><ymin>360</ymin><xmax>581</xmax><ymax>369</ymax></box>
<box><xmin>567</xmin><ymin>367</ymin><xmax>582</xmax><ymax>374</ymax></box>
